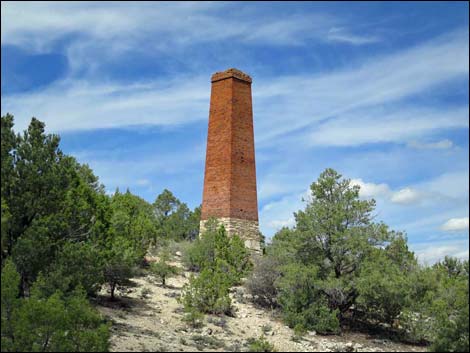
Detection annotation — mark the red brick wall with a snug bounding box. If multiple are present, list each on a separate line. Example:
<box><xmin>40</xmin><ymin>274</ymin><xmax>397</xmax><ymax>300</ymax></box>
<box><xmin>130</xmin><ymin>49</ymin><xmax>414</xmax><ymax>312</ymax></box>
<box><xmin>201</xmin><ymin>69</ymin><xmax>258</xmax><ymax>222</ymax></box>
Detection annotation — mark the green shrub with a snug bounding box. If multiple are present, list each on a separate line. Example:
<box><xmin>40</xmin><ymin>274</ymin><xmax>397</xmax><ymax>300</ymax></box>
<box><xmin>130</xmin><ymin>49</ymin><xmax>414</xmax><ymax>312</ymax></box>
<box><xmin>179</xmin><ymin>265</ymin><xmax>232</xmax><ymax>315</ymax></box>
<box><xmin>356</xmin><ymin>254</ymin><xmax>410</xmax><ymax>324</ymax></box>
<box><xmin>184</xmin><ymin>222</ymin><xmax>252</xmax><ymax>285</ymax></box>
<box><xmin>1</xmin><ymin>261</ymin><xmax>110</xmax><ymax>352</ymax></box>
<box><xmin>1</xmin><ymin>259</ymin><xmax>20</xmax><ymax>351</ymax></box>
<box><xmin>182</xmin><ymin>307</ymin><xmax>204</xmax><ymax>329</ymax></box>
<box><xmin>276</xmin><ymin>263</ymin><xmax>340</xmax><ymax>334</ymax></box>
<box><xmin>399</xmin><ymin>310</ymin><xmax>433</xmax><ymax>344</ymax></box>
<box><xmin>245</xmin><ymin>255</ymin><xmax>281</xmax><ymax>309</ymax></box>
<box><xmin>102</xmin><ymin>236</ymin><xmax>139</xmax><ymax>299</ymax></box>
<box><xmin>183</xmin><ymin>233</ymin><xmax>215</xmax><ymax>272</ymax></box>
<box><xmin>261</xmin><ymin>324</ymin><xmax>273</xmax><ymax>335</ymax></box>
<box><xmin>429</xmin><ymin>271</ymin><xmax>469</xmax><ymax>352</ymax></box>
<box><xmin>150</xmin><ymin>249</ymin><xmax>179</xmax><ymax>287</ymax></box>
<box><xmin>44</xmin><ymin>242</ymin><xmax>105</xmax><ymax>297</ymax></box>
<box><xmin>401</xmin><ymin>259</ymin><xmax>469</xmax><ymax>350</ymax></box>
<box><xmin>293</xmin><ymin>323</ymin><xmax>307</xmax><ymax>337</ymax></box>
<box><xmin>247</xmin><ymin>336</ymin><xmax>276</xmax><ymax>352</ymax></box>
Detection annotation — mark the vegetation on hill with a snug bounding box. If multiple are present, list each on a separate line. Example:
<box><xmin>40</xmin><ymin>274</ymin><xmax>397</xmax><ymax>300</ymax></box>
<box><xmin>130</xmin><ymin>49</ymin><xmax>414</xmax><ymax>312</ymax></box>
<box><xmin>246</xmin><ymin>169</ymin><xmax>469</xmax><ymax>351</ymax></box>
<box><xmin>0</xmin><ymin>114</ymin><xmax>200</xmax><ymax>351</ymax></box>
<box><xmin>1</xmin><ymin>114</ymin><xmax>468</xmax><ymax>352</ymax></box>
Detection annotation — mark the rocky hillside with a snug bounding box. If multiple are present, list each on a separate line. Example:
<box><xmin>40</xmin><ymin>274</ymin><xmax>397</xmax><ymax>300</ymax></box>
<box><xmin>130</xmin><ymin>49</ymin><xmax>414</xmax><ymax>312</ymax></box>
<box><xmin>95</xmin><ymin>253</ymin><xmax>427</xmax><ymax>352</ymax></box>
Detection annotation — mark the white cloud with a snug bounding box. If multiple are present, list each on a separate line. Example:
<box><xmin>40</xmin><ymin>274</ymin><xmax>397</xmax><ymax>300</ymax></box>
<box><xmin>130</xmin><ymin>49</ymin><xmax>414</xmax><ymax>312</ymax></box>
<box><xmin>421</xmin><ymin>171</ymin><xmax>469</xmax><ymax>201</ymax></box>
<box><xmin>390</xmin><ymin>187</ymin><xmax>423</xmax><ymax>205</ymax></box>
<box><xmin>268</xmin><ymin>218</ymin><xmax>296</xmax><ymax>229</ymax></box>
<box><xmin>407</xmin><ymin>139</ymin><xmax>454</xmax><ymax>150</ymax></box>
<box><xmin>441</xmin><ymin>217</ymin><xmax>469</xmax><ymax>232</ymax></box>
<box><xmin>350</xmin><ymin>179</ymin><xmax>424</xmax><ymax>205</ymax></box>
<box><xmin>350</xmin><ymin>178</ymin><xmax>390</xmax><ymax>198</ymax></box>
<box><xmin>350</xmin><ymin>170</ymin><xmax>469</xmax><ymax>207</ymax></box>
<box><xmin>412</xmin><ymin>240</ymin><xmax>469</xmax><ymax>265</ymax></box>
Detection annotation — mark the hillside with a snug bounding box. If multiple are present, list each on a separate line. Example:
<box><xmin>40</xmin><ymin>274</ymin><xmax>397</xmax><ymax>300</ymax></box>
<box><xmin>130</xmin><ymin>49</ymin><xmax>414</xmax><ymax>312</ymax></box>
<box><xmin>96</xmin><ymin>252</ymin><xmax>426</xmax><ymax>352</ymax></box>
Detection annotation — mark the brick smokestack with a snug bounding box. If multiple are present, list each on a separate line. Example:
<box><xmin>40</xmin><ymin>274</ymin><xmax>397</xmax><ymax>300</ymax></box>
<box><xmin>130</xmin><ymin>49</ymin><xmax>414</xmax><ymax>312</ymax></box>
<box><xmin>200</xmin><ymin>68</ymin><xmax>261</xmax><ymax>252</ymax></box>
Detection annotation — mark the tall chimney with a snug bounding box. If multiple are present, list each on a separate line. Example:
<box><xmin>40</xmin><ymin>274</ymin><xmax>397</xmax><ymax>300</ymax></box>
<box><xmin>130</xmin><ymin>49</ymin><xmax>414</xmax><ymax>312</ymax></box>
<box><xmin>200</xmin><ymin>68</ymin><xmax>261</xmax><ymax>252</ymax></box>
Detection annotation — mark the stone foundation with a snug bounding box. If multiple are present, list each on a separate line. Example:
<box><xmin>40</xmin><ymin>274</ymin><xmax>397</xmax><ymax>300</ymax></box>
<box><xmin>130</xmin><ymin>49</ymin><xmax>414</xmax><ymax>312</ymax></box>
<box><xmin>199</xmin><ymin>217</ymin><xmax>261</xmax><ymax>253</ymax></box>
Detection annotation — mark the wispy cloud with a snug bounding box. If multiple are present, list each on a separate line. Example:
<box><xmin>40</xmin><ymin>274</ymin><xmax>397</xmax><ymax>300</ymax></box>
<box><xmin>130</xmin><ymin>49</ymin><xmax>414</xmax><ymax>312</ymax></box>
<box><xmin>2</xmin><ymin>77</ymin><xmax>210</xmax><ymax>132</ymax></box>
<box><xmin>0</xmin><ymin>1</ymin><xmax>349</xmax><ymax>53</ymax></box>
<box><xmin>307</xmin><ymin>106</ymin><xmax>468</xmax><ymax>147</ymax></box>
<box><xmin>407</xmin><ymin>139</ymin><xmax>454</xmax><ymax>150</ymax></box>
<box><xmin>3</xmin><ymin>27</ymin><xmax>468</xmax><ymax>144</ymax></box>
<box><xmin>327</xmin><ymin>27</ymin><xmax>380</xmax><ymax>45</ymax></box>
<box><xmin>254</xmin><ymin>28</ymin><xmax>468</xmax><ymax>145</ymax></box>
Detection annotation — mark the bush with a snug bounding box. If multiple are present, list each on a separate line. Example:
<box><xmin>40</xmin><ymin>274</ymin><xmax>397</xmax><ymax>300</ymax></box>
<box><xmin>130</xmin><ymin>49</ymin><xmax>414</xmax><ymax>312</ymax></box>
<box><xmin>276</xmin><ymin>263</ymin><xmax>340</xmax><ymax>334</ymax></box>
<box><xmin>183</xmin><ymin>223</ymin><xmax>252</xmax><ymax>285</ymax></box>
<box><xmin>179</xmin><ymin>223</ymin><xmax>251</xmax><ymax>318</ymax></box>
<box><xmin>183</xmin><ymin>234</ymin><xmax>213</xmax><ymax>272</ymax></box>
<box><xmin>247</xmin><ymin>336</ymin><xmax>276</xmax><ymax>352</ymax></box>
<box><xmin>293</xmin><ymin>323</ymin><xmax>307</xmax><ymax>337</ymax></box>
<box><xmin>102</xmin><ymin>236</ymin><xmax>138</xmax><ymax>299</ymax></box>
<box><xmin>399</xmin><ymin>310</ymin><xmax>433</xmax><ymax>344</ymax></box>
<box><xmin>1</xmin><ymin>261</ymin><xmax>110</xmax><ymax>352</ymax></box>
<box><xmin>356</xmin><ymin>254</ymin><xmax>410</xmax><ymax>324</ymax></box>
<box><xmin>1</xmin><ymin>259</ymin><xmax>20</xmax><ymax>351</ymax></box>
<box><xmin>150</xmin><ymin>249</ymin><xmax>179</xmax><ymax>287</ymax></box>
<box><xmin>179</xmin><ymin>265</ymin><xmax>232</xmax><ymax>315</ymax></box>
<box><xmin>11</xmin><ymin>229</ymin><xmax>54</xmax><ymax>295</ymax></box>
<box><xmin>399</xmin><ymin>259</ymin><xmax>469</xmax><ymax>351</ymax></box>
<box><xmin>429</xmin><ymin>267</ymin><xmax>469</xmax><ymax>352</ymax></box>
<box><xmin>182</xmin><ymin>307</ymin><xmax>204</xmax><ymax>328</ymax></box>
<box><xmin>45</xmin><ymin>242</ymin><xmax>104</xmax><ymax>297</ymax></box>
<box><xmin>246</xmin><ymin>255</ymin><xmax>281</xmax><ymax>309</ymax></box>
<box><xmin>261</xmin><ymin>324</ymin><xmax>272</xmax><ymax>335</ymax></box>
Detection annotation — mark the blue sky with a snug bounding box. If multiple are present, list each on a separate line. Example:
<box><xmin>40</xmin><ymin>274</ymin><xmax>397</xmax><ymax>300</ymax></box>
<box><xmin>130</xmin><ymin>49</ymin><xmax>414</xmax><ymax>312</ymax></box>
<box><xmin>1</xmin><ymin>1</ymin><xmax>468</xmax><ymax>263</ymax></box>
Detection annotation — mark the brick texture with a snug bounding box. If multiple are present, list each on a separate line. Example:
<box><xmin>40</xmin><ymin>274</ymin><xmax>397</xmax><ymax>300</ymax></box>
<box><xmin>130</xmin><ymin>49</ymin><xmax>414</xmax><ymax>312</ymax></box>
<box><xmin>200</xmin><ymin>68</ymin><xmax>260</xmax><ymax>250</ymax></box>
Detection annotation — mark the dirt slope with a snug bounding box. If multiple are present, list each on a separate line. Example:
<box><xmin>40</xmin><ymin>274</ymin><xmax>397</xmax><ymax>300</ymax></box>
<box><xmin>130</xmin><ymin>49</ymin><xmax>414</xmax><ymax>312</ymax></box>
<box><xmin>96</xmin><ymin>257</ymin><xmax>427</xmax><ymax>352</ymax></box>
